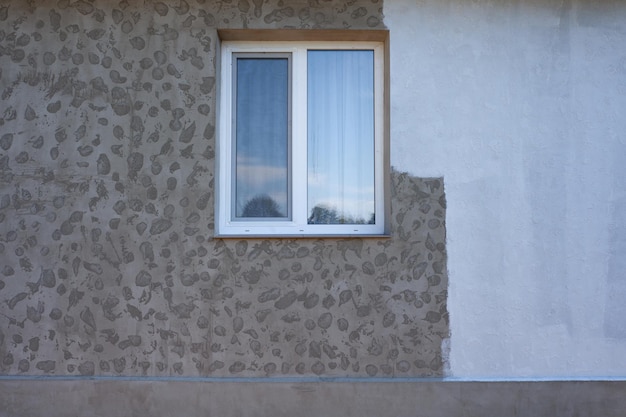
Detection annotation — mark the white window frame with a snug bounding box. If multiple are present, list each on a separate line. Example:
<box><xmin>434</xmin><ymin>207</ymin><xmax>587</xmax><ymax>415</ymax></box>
<box><xmin>216</xmin><ymin>40</ymin><xmax>386</xmax><ymax>237</ymax></box>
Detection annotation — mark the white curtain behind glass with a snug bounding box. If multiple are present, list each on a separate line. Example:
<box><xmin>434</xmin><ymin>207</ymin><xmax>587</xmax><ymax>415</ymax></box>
<box><xmin>307</xmin><ymin>50</ymin><xmax>375</xmax><ymax>224</ymax></box>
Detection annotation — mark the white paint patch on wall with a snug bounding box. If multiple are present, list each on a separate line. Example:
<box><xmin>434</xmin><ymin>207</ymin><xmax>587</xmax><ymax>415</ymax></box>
<box><xmin>385</xmin><ymin>0</ymin><xmax>626</xmax><ymax>378</ymax></box>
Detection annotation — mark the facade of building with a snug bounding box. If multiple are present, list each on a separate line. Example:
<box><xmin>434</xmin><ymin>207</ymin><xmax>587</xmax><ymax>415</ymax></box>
<box><xmin>0</xmin><ymin>0</ymin><xmax>625</xmax><ymax>415</ymax></box>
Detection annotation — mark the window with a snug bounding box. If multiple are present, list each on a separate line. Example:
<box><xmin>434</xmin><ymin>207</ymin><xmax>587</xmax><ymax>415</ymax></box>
<box><xmin>217</xmin><ymin>33</ymin><xmax>388</xmax><ymax>237</ymax></box>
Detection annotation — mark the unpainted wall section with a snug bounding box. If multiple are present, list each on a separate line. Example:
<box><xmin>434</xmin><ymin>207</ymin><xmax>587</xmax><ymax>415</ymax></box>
<box><xmin>0</xmin><ymin>0</ymin><xmax>448</xmax><ymax>378</ymax></box>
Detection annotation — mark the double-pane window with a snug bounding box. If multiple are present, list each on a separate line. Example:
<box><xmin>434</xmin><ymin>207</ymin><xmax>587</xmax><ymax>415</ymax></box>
<box><xmin>218</xmin><ymin>41</ymin><xmax>385</xmax><ymax>236</ymax></box>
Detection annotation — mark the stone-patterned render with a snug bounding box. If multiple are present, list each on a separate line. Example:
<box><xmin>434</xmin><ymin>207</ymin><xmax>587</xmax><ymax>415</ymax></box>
<box><xmin>0</xmin><ymin>0</ymin><xmax>448</xmax><ymax>378</ymax></box>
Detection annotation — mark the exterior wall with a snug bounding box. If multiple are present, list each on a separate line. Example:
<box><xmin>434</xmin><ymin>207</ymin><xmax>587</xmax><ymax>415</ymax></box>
<box><xmin>0</xmin><ymin>0</ymin><xmax>449</xmax><ymax>380</ymax></box>
<box><xmin>387</xmin><ymin>0</ymin><xmax>626</xmax><ymax>377</ymax></box>
<box><xmin>1</xmin><ymin>0</ymin><xmax>625</xmax><ymax>414</ymax></box>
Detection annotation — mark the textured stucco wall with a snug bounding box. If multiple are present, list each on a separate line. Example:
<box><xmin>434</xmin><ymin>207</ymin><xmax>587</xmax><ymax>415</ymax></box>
<box><xmin>387</xmin><ymin>0</ymin><xmax>626</xmax><ymax>377</ymax></box>
<box><xmin>0</xmin><ymin>0</ymin><xmax>449</xmax><ymax>379</ymax></box>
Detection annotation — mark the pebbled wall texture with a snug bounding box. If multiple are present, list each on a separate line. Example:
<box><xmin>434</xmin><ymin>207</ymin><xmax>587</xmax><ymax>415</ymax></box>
<box><xmin>0</xmin><ymin>0</ymin><xmax>448</xmax><ymax>379</ymax></box>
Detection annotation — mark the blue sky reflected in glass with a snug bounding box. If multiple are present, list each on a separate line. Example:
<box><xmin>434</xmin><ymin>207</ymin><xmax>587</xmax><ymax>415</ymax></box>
<box><xmin>307</xmin><ymin>50</ymin><xmax>375</xmax><ymax>224</ymax></box>
<box><xmin>235</xmin><ymin>57</ymin><xmax>289</xmax><ymax>218</ymax></box>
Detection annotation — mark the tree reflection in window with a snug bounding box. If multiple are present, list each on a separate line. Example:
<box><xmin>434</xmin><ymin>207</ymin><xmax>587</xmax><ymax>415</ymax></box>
<box><xmin>241</xmin><ymin>194</ymin><xmax>284</xmax><ymax>218</ymax></box>
<box><xmin>308</xmin><ymin>204</ymin><xmax>374</xmax><ymax>225</ymax></box>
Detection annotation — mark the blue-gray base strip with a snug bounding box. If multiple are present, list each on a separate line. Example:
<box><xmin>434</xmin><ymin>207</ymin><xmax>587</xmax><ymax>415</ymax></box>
<box><xmin>1</xmin><ymin>375</ymin><xmax>626</xmax><ymax>383</ymax></box>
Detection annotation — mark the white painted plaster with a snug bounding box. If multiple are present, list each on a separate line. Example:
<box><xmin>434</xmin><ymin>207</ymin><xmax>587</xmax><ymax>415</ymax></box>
<box><xmin>385</xmin><ymin>0</ymin><xmax>626</xmax><ymax>377</ymax></box>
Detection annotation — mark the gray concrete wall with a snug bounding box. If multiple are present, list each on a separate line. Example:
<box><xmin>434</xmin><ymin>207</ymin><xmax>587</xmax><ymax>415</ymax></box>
<box><xmin>0</xmin><ymin>0</ymin><xmax>448</xmax><ymax>380</ymax></box>
<box><xmin>2</xmin><ymin>379</ymin><xmax>626</xmax><ymax>417</ymax></box>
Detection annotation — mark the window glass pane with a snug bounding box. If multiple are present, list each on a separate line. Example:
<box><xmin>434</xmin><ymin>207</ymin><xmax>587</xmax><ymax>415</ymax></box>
<box><xmin>307</xmin><ymin>50</ymin><xmax>375</xmax><ymax>225</ymax></box>
<box><xmin>234</xmin><ymin>57</ymin><xmax>289</xmax><ymax>218</ymax></box>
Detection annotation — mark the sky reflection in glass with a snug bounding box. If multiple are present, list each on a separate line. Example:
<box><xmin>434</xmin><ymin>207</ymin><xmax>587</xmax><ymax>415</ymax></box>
<box><xmin>234</xmin><ymin>57</ymin><xmax>289</xmax><ymax>218</ymax></box>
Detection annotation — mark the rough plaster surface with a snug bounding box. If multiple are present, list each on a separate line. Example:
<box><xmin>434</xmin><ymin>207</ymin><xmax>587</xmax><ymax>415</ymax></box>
<box><xmin>386</xmin><ymin>0</ymin><xmax>626</xmax><ymax>377</ymax></box>
<box><xmin>0</xmin><ymin>0</ymin><xmax>449</xmax><ymax>379</ymax></box>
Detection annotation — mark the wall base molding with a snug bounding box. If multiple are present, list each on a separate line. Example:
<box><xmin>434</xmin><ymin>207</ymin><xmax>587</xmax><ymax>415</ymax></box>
<box><xmin>1</xmin><ymin>380</ymin><xmax>624</xmax><ymax>416</ymax></box>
